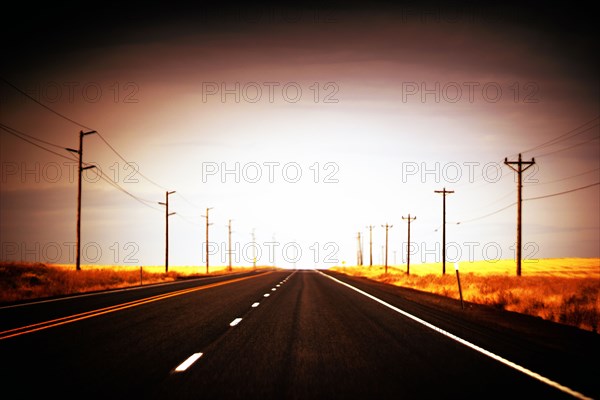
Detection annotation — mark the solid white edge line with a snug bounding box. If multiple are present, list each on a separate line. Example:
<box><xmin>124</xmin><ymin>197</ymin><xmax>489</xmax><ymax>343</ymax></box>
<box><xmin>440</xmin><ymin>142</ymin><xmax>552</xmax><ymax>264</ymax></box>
<box><xmin>230</xmin><ymin>318</ymin><xmax>243</xmax><ymax>327</ymax></box>
<box><xmin>318</xmin><ymin>271</ymin><xmax>592</xmax><ymax>400</ymax></box>
<box><xmin>174</xmin><ymin>352</ymin><xmax>203</xmax><ymax>372</ymax></box>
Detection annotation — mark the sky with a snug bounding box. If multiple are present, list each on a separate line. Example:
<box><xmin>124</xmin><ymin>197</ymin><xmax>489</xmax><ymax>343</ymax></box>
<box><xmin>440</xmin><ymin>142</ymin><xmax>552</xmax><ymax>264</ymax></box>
<box><xmin>1</xmin><ymin>2</ymin><xmax>598</xmax><ymax>269</ymax></box>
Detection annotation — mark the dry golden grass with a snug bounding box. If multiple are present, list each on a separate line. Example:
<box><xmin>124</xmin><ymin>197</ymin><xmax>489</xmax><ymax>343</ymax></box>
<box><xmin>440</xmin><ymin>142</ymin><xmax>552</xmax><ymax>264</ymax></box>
<box><xmin>0</xmin><ymin>262</ymin><xmax>266</xmax><ymax>304</ymax></box>
<box><xmin>331</xmin><ymin>258</ymin><xmax>600</xmax><ymax>333</ymax></box>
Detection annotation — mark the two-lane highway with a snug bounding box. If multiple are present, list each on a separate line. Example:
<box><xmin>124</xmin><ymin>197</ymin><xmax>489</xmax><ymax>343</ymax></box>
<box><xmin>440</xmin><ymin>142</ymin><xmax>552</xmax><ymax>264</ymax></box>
<box><xmin>1</xmin><ymin>269</ymin><xmax>597</xmax><ymax>399</ymax></box>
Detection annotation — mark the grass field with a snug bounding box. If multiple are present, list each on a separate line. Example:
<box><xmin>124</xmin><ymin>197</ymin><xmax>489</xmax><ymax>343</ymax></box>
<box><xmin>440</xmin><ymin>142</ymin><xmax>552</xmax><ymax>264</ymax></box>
<box><xmin>331</xmin><ymin>258</ymin><xmax>600</xmax><ymax>333</ymax></box>
<box><xmin>2</xmin><ymin>259</ymin><xmax>598</xmax><ymax>333</ymax></box>
<box><xmin>0</xmin><ymin>262</ymin><xmax>267</xmax><ymax>304</ymax></box>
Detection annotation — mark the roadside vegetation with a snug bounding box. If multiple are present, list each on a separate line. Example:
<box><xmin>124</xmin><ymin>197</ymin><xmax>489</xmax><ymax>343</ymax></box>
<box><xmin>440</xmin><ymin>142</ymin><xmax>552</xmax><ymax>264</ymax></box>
<box><xmin>331</xmin><ymin>258</ymin><xmax>600</xmax><ymax>333</ymax></box>
<box><xmin>0</xmin><ymin>262</ymin><xmax>265</xmax><ymax>304</ymax></box>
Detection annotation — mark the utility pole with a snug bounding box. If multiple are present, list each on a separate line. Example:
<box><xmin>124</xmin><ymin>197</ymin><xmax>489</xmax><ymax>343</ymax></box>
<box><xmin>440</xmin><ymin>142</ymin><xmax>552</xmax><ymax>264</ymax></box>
<box><xmin>381</xmin><ymin>223</ymin><xmax>393</xmax><ymax>274</ymax></box>
<box><xmin>504</xmin><ymin>153</ymin><xmax>536</xmax><ymax>276</ymax></box>
<box><xmin>272</xmin><ymin>233</ymin><xmax>277</xmax><ymax>268</ymax></box>
<box><xmin>158</xmin><ymin>191</ymin><xmax>176</xmax><ymax>273</ymax></box>
<box><xmin>66</xmin><ymin>130</ymin><xmax>96</xmax><ymax>271</ymax></box>
<box><xmin>252</xmin><ymin>228</ymin><xmax>256</xmax><ymax>269</ymax></box>
<box><xmin>227</xmin><ymin>219</ymin><xmax>233</xmax><ymax>271</ymax></box>
<box><xmin>367</xmin><ymin>225</ymin><xmax>374</xmax><ymax>267</ymax></box>
<box><xmin>435</xmin><ymin>188</ymin><xmax>454</xmax><ymax>275</ymax></box>
<box><xmin>357</xmin><ymin>232</ymin><xmax>363</xmax><ymax>266</ymax></box>
<box><xmin>202</xmin><ymin>207</ymin><xmax>213</xmax><ymax>274</ymax></box>
<box><xmin>402</xmin><ymin>214</ymin><xmax>416</xmax><ymax>275</ymax></box>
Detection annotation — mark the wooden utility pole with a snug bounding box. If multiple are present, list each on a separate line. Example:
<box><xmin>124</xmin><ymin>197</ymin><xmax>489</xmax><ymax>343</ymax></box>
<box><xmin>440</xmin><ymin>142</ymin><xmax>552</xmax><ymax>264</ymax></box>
<box><xmin>228</xmin><ymin>219</ymin><xmax>233</xmax><ymax>271</ymax></box>
<box><xmin>367</xmin><ymin>225</ymin><xmax>374</xmax><ymax>267</ymax></box>
<box><xmin>202</xmin><ymin>207</ymin><xmax>213</xmax><ymax>274</ymax></box>
<box><xmin>381</xmin><ymin>223</ymin><xmax>393</xmax><ymax>274</ymax></box>
<box><xmin>435</xmin><ymin>188</ymin><xmax>454</xmax><ymax>275</ymax></box>
<box><xmin>272</xmin><ymin>233</ymin><xmax>277</xmax><ymax>268</ymax></box>
<box><xmin>252</xmin><ymin>228</ymin><xmax>257</xmax><ymax>269</ymax></box>
<box><xmin>402</xmin><ymin>214</ymin><xmax>416</xmax><ymax>275</ymax></box>
<box><xmin>66</xmin><ymin>130</ymin><xmax>96</xmax><ymax>271</ymax></box>
<box><xmin>504</xmin><ymin>153</ymin><xmax>536</xmax><ymax>276</ymax></box>
<box><xmin>357</xmin><ymin>232</ymin><xmax>363</xmax><ymax>266</ymax></box>
<box><xmin>158</xmin><ymin>191</ymin><xmax>176</xmax><ymax>273</ymax></box>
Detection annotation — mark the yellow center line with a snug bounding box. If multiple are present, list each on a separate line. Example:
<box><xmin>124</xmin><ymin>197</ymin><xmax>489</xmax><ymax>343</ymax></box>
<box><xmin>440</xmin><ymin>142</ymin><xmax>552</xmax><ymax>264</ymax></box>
<box><xmin>0</xmin><ymin>271</ymin><xmax>272</xmax><ymax>340</ymax></box>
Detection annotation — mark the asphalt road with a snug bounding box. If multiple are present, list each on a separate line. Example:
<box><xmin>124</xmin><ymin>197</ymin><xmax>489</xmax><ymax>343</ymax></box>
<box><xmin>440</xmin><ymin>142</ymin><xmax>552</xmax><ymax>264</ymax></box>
<box><xmin>0</xmin><ymin>269</ymin><xmax>597</xmax><ymax>400</ymax></box>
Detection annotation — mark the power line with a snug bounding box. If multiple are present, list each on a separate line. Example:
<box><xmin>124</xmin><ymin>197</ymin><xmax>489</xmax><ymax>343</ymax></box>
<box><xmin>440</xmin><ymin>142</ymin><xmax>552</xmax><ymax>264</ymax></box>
<box><xmin>95</xmin><ymin>131</ymin><xmax>168</xmax><ymax>191</ymax></box>
<box><xmin>2</xmin><ymin>77</ymin><xmax>169</xmax><ymax>192</ymax></box>
<box><xmin>1</xmin><ymin>125</ymin><xmax>78</xmax><ymax>162</ymax></box>
<box><xmin>475</xmin><ymin>189</ymin><xmax>516</xmax><ymax>209</ymax></box>
<box><xmin>519</xmin><ymin>116</ymin><xmax>599</xmax><ymax>155</ymax></box>
<box><xmin>524</xmin><ymin>182</ymin><xmax>599</xmax><ymax>201</ymax></box>
<box><xmin>93</xmin><ymin>169</ymin><xmax>162</xmax><ymax>211</ymax></box>
<box><xmin>455</xmin><ymin>119</ymin><xmax>598</xmax><ymax>192</ymax></box>
<box><xmin>1</xmin><ymin>123</ymin><xmax>161</xmax><ymax>212</ymax></box>
<box><xmin>452</xmin><ymin>158</ymin><xmax>507</xmax><ymax>189</ymax></box>
<box><xmin>0</xmin><ymin>76</ymin><xmax>94</xmax><ymax>131</ymax></box>
<box><xmin>532</xmin><ymin>167</ymin><xmax>600</xmax><ymax>186</ymax></box>
<box><xmin>454</xmin><ymin>202</ymin><xmax>516</xmax><ymax>224</ymax></box>
<box><xmin>0</xmin><ymin>123</ymin><xmax>70</xmax><ymax>150</ymax></box>
<box><xmin>454</xmin><ymin>181</ymin><xmax>599</xmax><ymax>224</ymax></box>
<box><xmin>176</xmin><ymin>192</ymin><xmax>203</xmax><ymax>210</ymax></box>
<box><xmin>535</xmin><ymin>135</ymin><xmax>599</xmax><ymax>158</ymax></box>
<box><xmin>176</xmin><ymin>213</ymin><xmax>202</xmax><ymax>226</ymax></box>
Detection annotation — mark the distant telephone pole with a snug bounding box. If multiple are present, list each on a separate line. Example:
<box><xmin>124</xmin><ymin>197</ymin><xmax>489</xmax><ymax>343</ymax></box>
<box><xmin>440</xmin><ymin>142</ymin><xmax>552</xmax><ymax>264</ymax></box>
<box><xmin>272</xmin><ymin>233</ymin><xmax>277</xmax><ymax>267</ymax></box>
<box><xmin>202</xmin><ymin>207</ymin><xmax>213</xmax><ymax>274</ymax></box>
<box><xmin>66</xmin><ymin>130</ymin><xmax>96</xmax><ymax>271</ymax></box>
<box><xmin>357</xmin><ymin>232</ymin><xmax>363</xmax><ymax>266</ymax></box>
<box><xmin>252</xmin><ymin>228</ymin><xmax>257</xmax><ymax>269</ymax></box>
<box><xmin>435</xmin><ymin>188</ymin><xmax>454</xmax><ymax>275</ymax></box>
<box><xmin>381</xmin><ymin>223</ymin><xmax>393</xmax><ymax>274</ymax></box>
<box><xmin>367</xmin><ymin>225</ymin><xmax>374</xmax><ymax>267</ymax></box>
<box><xmin>504</xmin><ymin>153</ymin><xmax>536</xmax><ymax>276</ymax></box>
<box><xmin>402</xmin><ymin>214</ymin><xmax>416</xmax><ymax>275</ymax></box>
<box><xmin>158</xmin><ymin>191</ymin><xmax>176</xmax><ymax>273</ymax></box>
<box><xmin>227</xmin><ymin>219</ymin><xmax>233</xmax><ymax>271</ymax></box>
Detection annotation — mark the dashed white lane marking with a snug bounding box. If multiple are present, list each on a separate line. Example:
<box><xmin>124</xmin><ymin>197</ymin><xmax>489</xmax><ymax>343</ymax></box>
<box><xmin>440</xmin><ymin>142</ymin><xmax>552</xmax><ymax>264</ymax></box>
<box><xmin>318</xmin><ymin>271</ymin><xmax>592</xmax><ymax>400</ymax></box>
<box><xmin>174</xmin><ymin>352</ymin><xmax>203</xmax><ymax>372</ymax></box>
<box><xmin>175</xmin><ymin>274</ymin><xmax>295</xmax><ymax>376</ymax></box>
<box><xmin>276</xmin><ymin>284</ymin><xmax>280</xmax><ymax>287</ymax></box>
